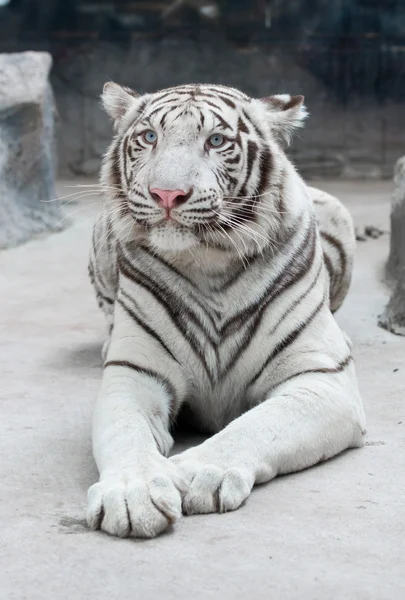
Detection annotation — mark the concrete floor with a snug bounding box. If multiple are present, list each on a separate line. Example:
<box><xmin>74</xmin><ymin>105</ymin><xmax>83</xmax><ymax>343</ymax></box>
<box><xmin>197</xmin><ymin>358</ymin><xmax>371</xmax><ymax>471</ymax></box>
<box><xmin>1</xmin><ymin>180</ymin><xmax>404</xmax><ymax>599</ymax></box>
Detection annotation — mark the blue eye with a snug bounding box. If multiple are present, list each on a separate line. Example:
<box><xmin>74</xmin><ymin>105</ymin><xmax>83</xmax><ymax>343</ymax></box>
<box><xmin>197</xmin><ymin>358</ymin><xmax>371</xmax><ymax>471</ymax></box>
<box><xmin>208</xmin><ymin>133</ymin><xmax>225</xmax><ymax>148</ymax></box>
<box><xmin>143</xmin><ymin>130</ymin><xmax>157</xmax><ymax>144</ymax></box>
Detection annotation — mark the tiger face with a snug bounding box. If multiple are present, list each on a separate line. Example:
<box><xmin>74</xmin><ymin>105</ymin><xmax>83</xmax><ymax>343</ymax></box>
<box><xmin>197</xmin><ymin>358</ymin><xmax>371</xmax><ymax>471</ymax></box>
<box><xmin>101</xmin><ymin>83</ymin><xmax>307</xmax><ymax>254</ymax></box>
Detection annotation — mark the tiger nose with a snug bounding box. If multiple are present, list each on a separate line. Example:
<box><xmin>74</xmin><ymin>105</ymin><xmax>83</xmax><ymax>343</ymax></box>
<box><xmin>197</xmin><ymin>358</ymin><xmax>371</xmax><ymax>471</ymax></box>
<box><xmin>150</xmin><ymin>188</ymin><xmax>189</xmax><ymax>209</ymax></box>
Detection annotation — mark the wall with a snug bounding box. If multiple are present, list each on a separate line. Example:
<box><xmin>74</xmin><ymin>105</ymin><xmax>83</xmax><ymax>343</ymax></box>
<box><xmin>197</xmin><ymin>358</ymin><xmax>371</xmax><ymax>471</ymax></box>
<box><xmin>1</xmin><ymin>0</ymin><xmax>405</xmax><ymax>178</ymax></box>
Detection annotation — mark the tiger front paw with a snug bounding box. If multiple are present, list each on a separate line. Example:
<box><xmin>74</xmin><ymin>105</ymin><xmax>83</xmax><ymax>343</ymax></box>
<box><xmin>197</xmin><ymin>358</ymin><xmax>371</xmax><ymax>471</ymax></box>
<box><xmin>87</xmin><ymin>458</ymin><xmax>186</xmax><ymax>538</ymax></box>
<box><xmin>170</xmin><ymin>453</ymin><xmax>254</xmax><ymax>515</ymax></box>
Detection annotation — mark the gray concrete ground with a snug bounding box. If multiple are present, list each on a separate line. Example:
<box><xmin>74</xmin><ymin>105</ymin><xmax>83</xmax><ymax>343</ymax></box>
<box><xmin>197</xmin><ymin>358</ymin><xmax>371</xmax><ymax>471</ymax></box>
<box><xmin>1</xmin><ymin>180</ymin><xmax>404</xmax><ymax>599</ymax></box>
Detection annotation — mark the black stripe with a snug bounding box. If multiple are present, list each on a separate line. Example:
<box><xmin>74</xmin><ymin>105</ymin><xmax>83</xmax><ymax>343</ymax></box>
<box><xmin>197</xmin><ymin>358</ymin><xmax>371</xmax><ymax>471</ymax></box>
<box><xmin>267</xmin><ymin>354</ymin><xmax>353</xmax><ymax>393</ymax></box>
<box><xmin>225</xmin><ymin>155</ymin><xmax>241</xmax><ymax>165</ymax></box>
<box><xmin>152</xmin><ymin>90</ymin><xmax>182</xmax><ymax>102</ymax></box>
<box><xmin>242</xmin><ymin>109</ymin><xmax>264</xmax><ymax>140</ymax></box>
<box><xmin>207</xmin><ymin>87</ymin><xmax>248</xmax><ymax>101</ymax></box>
<box><xmin>104</xmin><ymin>360</ymin><xmax>177</xmax><ymax>417</ymax></box>
<box><xmin>128</xmin><ymin>211</ymin><xmax>155</xmax><ymax>220</ymax></box>
<box><xmin>105</xmin><ymin>215</ymin><xmax>113</xmax><ymax>257</ymax></box>
<box><xmin>221</xmin><ymin>145</ymin><xmax>236</xmax><ymax>154</ymax></box>
<box><xmin>210</xmin><ymin>252</ymin><xmax>262</xmax><ymax>293</ymax></box>
<box><xmin>147</xmin><ymin>105</ymin><xmax>166</xmax><ymax>119</ymax></box>
<box><xmin>323</xmin><ymin>251</ymin><xmax>334</xmax><ymax>280</ymax></box>
<box><xmin>135</xmin><ymin>98</ymin><xmax>147</xmax><ymax>116</ymax></box>
<box><xmin>272</xmin><ymin>170</ymin><xmax>287</xmax><ymax>214</ymax></box>
<box><xmin>225</xmin><ymin>173</ymin><xmax>238</xmax><ymax>187</ymax></box>
<box><xmin>148</xmin><ymin>102</ymin><xmax>178</xmax><ymax>119</ymax></box>
<box><xmin>208</xmin><ymin>109</ymin><xmax>231</xmax><ymax>130</ymax></box>
<box><xmin>187</xmin><ymin>195</ymin><xmax>213</xmax><ymax>205</ymax></box>
<box><xmin>220</xmin><ymin>96</ymin><xmax>236</xmax><ymax>109</ymax></box>
<box><xmin>185</xmin><ymin>206</ymin><xmax>214</xmax><ymax>214</ymax></box>
<box><xmin>202</xmin><ymin>99</ymin><xmax>223</xmax><ymax>111</ymax></box>
<box><xmin>91</xmin><ymin>226</ymin><xmax>110</xmax><ymax>293</ymax></box>
<box><xmin>97</xmin><ymin>291</ymin><xmax>114</xmax><ymax>306</ymax></box>
<box><xmin>239</xmin><ymin>140</ymin><xmax>258</xmax><ymax>198</ymax></box>
<box><xmin>220</xmin><ymin>219</ymin><xmax>314</xmax><ymax>336</ymax></box>
<box><xmin>137</xmin><ymin>247</ymin><xmax>219</xmax><ymax>332</ymax></box>
<box><xmin>117</xmin><ymin>294</ymin><xmax>180</xmax><ymax>365</ymax></box>
<box><xmin>322</xmin><ymin>251</ymin><xmax>337</xmax><ymax>312</ymax></box>
<box><xmin>220</xmin><ymin>257</ymin><xmax>323</xmax><ymax>379</ymax></box>
<box><xmin>213</xmin><ymin>169</ymin><xmax>222</xmax><ymax>187</ymax></box>
<box><xmin>257</xmin><ymin>149</ymin><xmax>273</xmax><ymax>197</ymax></box>
<box><xmin>196</xmin><ymin>91</ymin><xmax>239</xmax><ymax>106</ymax></box>
<box><xmin>118</xmin><ymin>250</ymin><xmax>217</xmax><ymax>380</ymax></box>
<box><xmin>320</xmin><ymin>231</ymin><xmax>347</xmax><ymax>276</ymax></box>
<box><xmin>110</xmin><ymin>143</ymin><xmax>122</xmax><ymax>193</ymax></box>
<box><xmin>123</xmin><ymin>135</ymin><xmax>130</xmax><ymax>186</ymax></box>
<box><xmin>237</xmin><ymin>117</ymin><xmax>249</xmax><ymax>134</ymax></box>
<box><xmin>127</xmin><ymin>199</ymin><xmax>153</xmax><ymax>210</ymax></box>
<box><xmin>110</xmin><ymin>143</ymin><xmax>128</xmax><ymax>218</ymax></box>
<box><xmin>248</xmin><ymin>293</ymin><xmax>326</xmax><ymax>386</ymax></box>
<box><xmin>313</xmin><ymin>197</ymin><xmax>327</xmax><ymax>206</ymax></box>
<box><xmin>131</xmin><ymin>185</ymin><xmax>148</xmax><ymax>199</ymax></box>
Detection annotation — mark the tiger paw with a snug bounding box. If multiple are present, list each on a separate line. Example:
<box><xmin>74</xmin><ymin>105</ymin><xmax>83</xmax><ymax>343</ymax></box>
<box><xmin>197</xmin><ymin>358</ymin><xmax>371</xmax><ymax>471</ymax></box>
<box><xmin>87</xmin><ymin>458</ymin><xmax>186</xmax><ymax>538</ymax></box>
<box><xmin>170</xmin><ymin>454</ymin><xmax>254</xmax><ymax>515</ymax></box>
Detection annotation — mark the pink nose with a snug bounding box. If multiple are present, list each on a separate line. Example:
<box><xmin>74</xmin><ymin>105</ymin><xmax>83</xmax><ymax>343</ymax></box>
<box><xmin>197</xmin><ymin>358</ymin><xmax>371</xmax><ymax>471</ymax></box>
<box><xmin>150</xmin><ymin>188</ymin><xmax>188</xmax><ymax>209</ymax></box>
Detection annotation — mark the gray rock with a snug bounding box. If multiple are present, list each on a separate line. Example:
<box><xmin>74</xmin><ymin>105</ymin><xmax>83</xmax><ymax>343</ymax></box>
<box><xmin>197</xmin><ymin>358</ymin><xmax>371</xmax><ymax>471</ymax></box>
<box><xmin>0</xmin><ymin>51</ymin><xmax>65</xmax><ymax>249</ymax></box>
<box><xmin>379</xmin><ymin>156</ymin><xmax>405</xmax><ymax>335</ymax></box>
<box><xmin>385</xmin><ymin>156</ymin><xmax>405</xmax><ymax>282</ymax></box>
<box><xmin>365</xmin><ymin>225</ymin><xmax>384</xmax><ymax>239</ymax></box>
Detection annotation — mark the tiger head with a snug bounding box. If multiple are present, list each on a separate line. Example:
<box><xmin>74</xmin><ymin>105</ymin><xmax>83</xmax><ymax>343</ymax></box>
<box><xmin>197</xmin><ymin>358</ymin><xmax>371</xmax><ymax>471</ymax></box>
<box><xmin>101</xmin><ymin>83</ymin><xmax>307</xmax><ymax>255</ymax></box>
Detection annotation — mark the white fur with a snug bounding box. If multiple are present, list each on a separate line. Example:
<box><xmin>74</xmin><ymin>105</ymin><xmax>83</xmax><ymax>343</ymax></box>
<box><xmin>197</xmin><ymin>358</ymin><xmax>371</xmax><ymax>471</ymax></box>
<box><xmin>87</xmin><ymin>83</ymin><xmax>366</xmax><ymax>538</ymax></box>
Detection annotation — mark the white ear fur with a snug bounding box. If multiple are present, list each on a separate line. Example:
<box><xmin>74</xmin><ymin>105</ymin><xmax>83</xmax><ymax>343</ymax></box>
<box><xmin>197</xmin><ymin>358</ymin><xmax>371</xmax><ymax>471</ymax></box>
<box><xmin>101</xmin><ymin>81</ymin><xmax>140</xmax><ymax>126</ymax></box>
<box><xmin>260</xmin><ymin>94</ymin><xmax>308</xmax><ymax>145</ymax></box>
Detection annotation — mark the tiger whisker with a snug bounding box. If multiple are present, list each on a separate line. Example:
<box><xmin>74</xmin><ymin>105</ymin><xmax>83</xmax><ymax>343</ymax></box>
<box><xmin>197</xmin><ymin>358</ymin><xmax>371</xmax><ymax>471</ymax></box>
<box><xmin>218</xmin><ymin>215</ymin><xmax>268</xmax><ymax>248</ymax></box>
<box><xmin>209</xmin><ymin>222</ymin><xmax>249</xmax><ymax>268</ymax></box>
<box><xmin>217</xmin><ymin>216</ymin><xmax>250</xmax><ymax>256</ymax></box>
<box><xmin>53</xmin><ymin>202</ymin><xmax>100</xmax><ymax>228</ymax></box>
<box><xmin>222</xmin><ymin>201</ymin><xmax>290</xmax><ymax>216</ymax></box>
<box><xmin>65</xmin><ymin>183</ymin><xmax>124</xmax><ymax>190</ymax></box>
<box><xmin>187</xmin><ymin>246</ymin><xmax>208</xmax><ymax>276</ymax></box>
<box><xmin>93</xmin><ymin>211</ymin><xmax>127</xmax><ymax>260</ymax></box>
<box><xmin>217</xmin><ymin>207</ymin><xmax>280</xmax><ymax>243</ymax></box>
<box><xmin>215</xmin><ymin>211</ymin><xmax>281</xmax><ymax>255</ymax></box>
<box><xmin>223</xmin><ymin>189</ymin><xmax>279</xmax><ymax>201</ymax></box>
<box><xmin>60</xmin><ymin>191</ymin><xmax>106</xmax><ymax>209</ymax></box>
<box><xmin>41</xmin><ymin>189</ymin><xmax>105</xmax><ymax>204</ymax></box>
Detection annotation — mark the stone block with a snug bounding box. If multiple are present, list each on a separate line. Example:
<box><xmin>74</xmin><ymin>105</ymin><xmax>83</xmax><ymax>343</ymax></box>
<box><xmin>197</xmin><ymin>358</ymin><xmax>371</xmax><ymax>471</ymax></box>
<box><xmin>0</xmin><ymin>51</ymin><xmax>65</xmax><ymax>249</ymax></box>
<box><xmin>378</xmin><ymin>155</ymin><xmax>405</xmax><ymax>335</ymax></box>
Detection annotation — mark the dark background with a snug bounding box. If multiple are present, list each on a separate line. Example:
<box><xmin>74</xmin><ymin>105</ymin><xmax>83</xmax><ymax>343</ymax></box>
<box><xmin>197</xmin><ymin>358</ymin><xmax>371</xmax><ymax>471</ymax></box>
<box><xmin>1</xmin><ymin>0</ymin><xmax>404</xmax><ymax>178</ymax></box>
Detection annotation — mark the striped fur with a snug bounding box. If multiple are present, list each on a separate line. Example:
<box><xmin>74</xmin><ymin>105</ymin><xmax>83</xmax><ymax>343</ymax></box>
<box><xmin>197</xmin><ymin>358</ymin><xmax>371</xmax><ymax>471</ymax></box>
<box><xmin>87</xmin><ymin>83</ymin><xmax>365</xmax><ymax>538</ymax></box>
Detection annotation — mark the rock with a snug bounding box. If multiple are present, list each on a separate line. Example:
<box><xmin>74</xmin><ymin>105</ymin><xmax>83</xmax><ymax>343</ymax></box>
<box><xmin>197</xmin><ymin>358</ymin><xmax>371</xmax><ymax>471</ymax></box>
<box><xmin>378</xmin><ymin>278</ymin><xmax>405</xmax><ymax>336</ymax></box>
<box><xmin>386</xmin><ymin>156</ymin><xmax>405</xmax><ymax>282</ymax></box>
<box><xmin>365</xmin><ymin>225</ymin><xmax>384</xmax><ymax>239</ymax></box>
<box><xmin>0</xmin><ymin>51</ymin><xmax>65</xmax><ymax>249</ymax></box>
<box><xmin>379</xmin><ymin>156</ymin><xmax>405</xmax><ymax>336</ymax></box>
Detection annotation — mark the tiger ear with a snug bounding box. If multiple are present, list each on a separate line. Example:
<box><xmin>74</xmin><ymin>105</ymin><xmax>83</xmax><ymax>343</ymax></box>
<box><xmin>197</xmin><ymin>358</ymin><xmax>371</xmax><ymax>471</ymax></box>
<box><xmin>260</xmin><ymin>94</ymin><xmax>308</xmax><ymax>145</ymax></box>
<box><xmin>101</xmin><ymin>81</ymin><xmax>141</xmax><ymax>126</ymax></box>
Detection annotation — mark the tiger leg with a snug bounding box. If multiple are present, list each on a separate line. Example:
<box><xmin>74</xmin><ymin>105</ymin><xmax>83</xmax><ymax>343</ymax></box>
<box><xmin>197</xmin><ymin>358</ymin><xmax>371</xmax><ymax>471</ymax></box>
<box><xmin>86</xmin><ymin>300</ymin><xmax>187</xmax><ymax>538</ymax></box>
<box><xmin>171</xmin><ymin>365</ymin><xmax>366</xmax><ymax>515</ymax></box>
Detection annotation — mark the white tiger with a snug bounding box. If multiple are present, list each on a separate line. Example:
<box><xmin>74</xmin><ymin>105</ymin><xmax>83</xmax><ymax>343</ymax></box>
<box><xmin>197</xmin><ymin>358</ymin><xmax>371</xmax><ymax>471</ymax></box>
<box><xmin>87</xmin><ymin>82</ymin><xmax>366</xmax><ymax>538</ymax></box>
